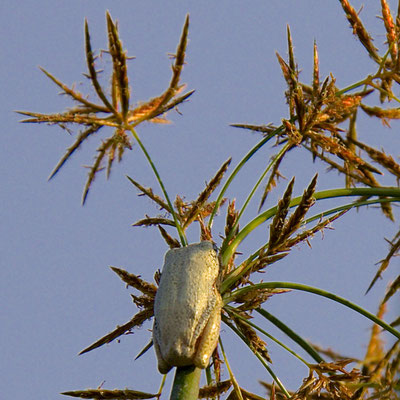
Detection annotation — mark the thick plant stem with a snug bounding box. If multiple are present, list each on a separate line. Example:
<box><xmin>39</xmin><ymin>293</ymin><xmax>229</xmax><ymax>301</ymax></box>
<box><xmin>169</xmin><ymin>366</ymin><xmax>201</xmax><ymax>400</ymax></box>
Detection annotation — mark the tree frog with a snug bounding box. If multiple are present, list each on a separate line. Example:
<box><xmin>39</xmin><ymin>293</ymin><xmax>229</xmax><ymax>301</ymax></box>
<box><xmin>153</xmin><ymin>241</ymin><xmax>222</xmax><ymax>374</ymax></box>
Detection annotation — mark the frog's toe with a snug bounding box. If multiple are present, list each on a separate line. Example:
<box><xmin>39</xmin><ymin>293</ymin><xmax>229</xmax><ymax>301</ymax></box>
<box><xmin>158</xmin><ymin>360</ymin><xmax>172</xmax><ymax>374</ymax></box>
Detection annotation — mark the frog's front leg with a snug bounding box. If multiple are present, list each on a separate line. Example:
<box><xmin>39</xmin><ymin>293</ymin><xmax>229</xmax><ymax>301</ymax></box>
<box><xmin>193</xmin><ymin>290</ymin><xmax>222</xmax><ymax>369</ymax></box>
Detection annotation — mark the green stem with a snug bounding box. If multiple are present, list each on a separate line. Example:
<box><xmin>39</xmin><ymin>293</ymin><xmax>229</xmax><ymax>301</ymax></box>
<box><xmin>222</xmin><ymin>142</ymin><xmax>292</xmax><ymax>251</ymax></box>
<box><xmin>208</xmin><ymin>128</ymin><xmax>284</xmax><ymax>229</ymax></box>
<box><xmin>223</xmin><ymin>317</ymin><xmax>290</xmax><ymax>397</ymax></box>
<box><xmin>226</xmin><ymin>306</ymin><xmax>311</xmax><ymax>366</ymax></box>
<box><xmin>337</xmin><ymin>77</ymin><xmax>371</xmax><ymax>95</ymax></box>
<box><xmin>256</xmin><ymin>308</ymin><xmax>324</xmax><ymax>363</ymax></box>
<box><xmin>221</xmin><ymin>187</ymin><xmax>400</xmax><ymax>265</ymax></box>
<box><xmin>169</xmin><ymin>366</ymin><xmax>201</xmax><ymax>400</ymax></box>
<box><xmin>337</xmin><ymin>48</ymin><xmax>391</xmax><ymax>95</ymax></box>
<box><xmin>219</xmin><ymin>338</ymin><xmax>244</xmax><ymax>400</ymax></box>
<box><xmin>304</xmin><ymin>197</ymin><xmax>396</xmax><ymax>225</ymax></box>
<box><xmin>225</xmin><ymin>282</ymin><xmax>400</xmax><ymax>340</ymax></box>
<box><xmin>127</xmin><ymin>125</ymin><xmax>187</xmax><ymax>246</ymax></box>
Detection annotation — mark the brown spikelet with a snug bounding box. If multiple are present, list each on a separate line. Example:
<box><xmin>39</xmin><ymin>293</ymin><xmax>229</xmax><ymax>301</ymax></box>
<box><xmin>38</xmin><ymin>67</ymin><xmax>109</xmax><ymax>113</ymax></box>
<box><xmin>278</xmin><ymin>174</ymin><xmax>317</xmax><ymax>241</ymax></box>
<box><xmin>275</xmin><ymin>52</ymin><xmax>292</xmax><ymax>88</ymax></box>
<box><xmin>173</xmin><ymin>195</ymin><xmax>185</xmax><ymax>219</ymax></box>
<box><xmin>17</xmin><ymin>109</ymin><xmax>118</xmax><ymax>126</ymax></box>
<box><xmin>235</xmin><ymin>287</ymin><xmax>290</xmax><ymax>311</ymax></box>
<box><xmin>381</xmin><ymin>0</ymin><xmax>398</xmax><ymax>62</ymax></box>
<box><xmin>284</xmin><ymin>210</ymin><xmax>348</xmax><ymax>251</ymax></box>
<box><xmin>106</xmin><ymin>12</ymin><xmax>130</xmax><ymax>119</ymax></box>
<box><xmin>157</xmin><ymin>225</ymin><xmax>181</xmax><ymax>249</ymax></box>
<box><xmin>353</xmin><ymin>302</ymin><xmax>395</xmax><ymax>399</ymax></box>
<box><xmin>84</xmin><ymin>19</ymin><xmax>118</xmax><ymax>116</ymax></box>
<box><xmin>130</xmin><ymin>294</ymin><xmax>154</xmax><ymax>309</ymax></box>
<box><xmin>349</xmin><ymin>137</ymin><xmax>400</xmax><ymax>178</ymax></box>
<box><xmin>79</xmin><ymin>308</ymin><xmax>154</xmax><ymax>355</ymax></box>
<box><xmin>48</xmin><ymin>125</ymin><xmax>102</xmax><ymax>180</ymax></box>
<box><xmin>290</xmin><ymin>360</ymin><xmax>362</xmax><ymax>399</ymax></box>
<box><xmin>128</xmin><ymin>95</ymin><xmax>175</xmax><ymax>124</ymax></box>
<box><xmin>110</xmin><ymin>266</ymin><xmax>157</xmax><ymax>296</ymax></box>
<box><xmin>345</xmin><ymin>111</ymin><xmax>357</xmax><ymax>188</ymax></box>
<box><xmin>287</xmin><ymin>25</ymin><xmax>296</xmax><ymax>77</ymax></box>
<box><xmin>197</xmin><ymin>198</ymin><xmax>227</xmax><ymax>220</ymax></box>
<box><xmin>132</xmin><ymin>216</ymin><xmax>176</xmax><ymax>228</ymax></box>
<box><xmin>248</xmin><ymin>253</ymin><xmax>288</xmax><ymax>275</ymax></box>
<box><xmin>305</xmin><ymin>130</ymin><xmax>380</xmax><ymax>174</ymax></box>
<box><xmin>129</xmin><ymin>15</ymin><xmax>190</xmax><ymax>128</ymax></box>
<box><xmin>198</xmin><ymin>216</ymin><xmax>213</xmax><ymax>242</ymax></box>
<box><xmin>61</xmin><ymin>388</ymin><xmax>158</xmax><ymax>399</ymax></box>
<box><xmin>339</xmin><ymin>0</ymin><xmax>380</xmax><ymax>62</ymax></box>
<box><xmin>360</xmin><ymin>103</ymin><xmax>400</xmax><ymax>125</ymax></box>
<box><xmin>230</xmin><ymin>122</ymin><xmax>278</xmax><ymax>136</ymax></box>
<box><xmin>259</xmin><ymin>150</ymin><xmax>288</xmax><ymax>212</ymax></box>
<box><xmin>260</xmin><ymin>382</ymin><xmax>291</xmax><ymax>400</ymax></box>
<box><xmin>303</xmin><ymin>143</ymin><xmax>373</xmax><ymax>187</ymax></box>
<box><xmin>169</xmin><ymin>15</ymin><xmax>189</xmax><ymax>98</ymax></box>
<box><xmin>82</xmin><ymin>137</ymin><xmax>115</xmax><ymax>204</ymax></box>
<box><xmin>126</xmin><ymin>176</ymin><xmax>171</xmax><ymax>212</ymax></box>
<box><xmin>225</xmin><ymin>199</ymin><xmax>239</xmax><ymax>239</ymax></box>
<box><xmin>183</xmin><ymin>158</ymin><xmax>231</xmax><ymax>229</ymax></box>
<box><xmin>230</xmin><ymin>310</ymin><xmax>272</xmax><ymax>363</ymax></box>
<box><xmin>269</xmin><ymin>177</ymin><xmax>295</xmax><ymax>249</ymax></box>
<box><xmin>364</xmin><ymin>302</ymin><xmax>386</xmax><ymax>372</ymax></box>
<box><xmin>198</xmin><ymin>380</ymin><xmax>232</xmax><ymax>399</ymax></box>
<box><xmin>313</xmin><ymin>41</ymin><xmax>320</xmax><ymax>97</ymax></box>
<box><xmin>212</xmin><ymin>348</ymin><xmax>223</xmax><ymax>383</ymax></box>
<box><xmin>366</xmin><ymin>233</ymin><xmax>400</xmax><ymax>294</ymax></box>
<box><xmin>382</xmin><ymin>274</ymin><xmax>400</xmax><ymax>304</ymax></box>
<box><xmin>282</xmin><ymin>119</ymin><xmax>302</xmax><ymax>145</ymax></box>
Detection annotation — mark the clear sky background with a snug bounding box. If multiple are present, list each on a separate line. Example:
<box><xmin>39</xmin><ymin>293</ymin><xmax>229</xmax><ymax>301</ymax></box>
<box><xmin>1</xmin><ymin>1</ymin><xmax>399</xmax><ymax>399</ymax></box>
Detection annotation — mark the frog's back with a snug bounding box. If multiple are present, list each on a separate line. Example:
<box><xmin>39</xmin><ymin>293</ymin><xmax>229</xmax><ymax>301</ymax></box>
<box><xmin>153</xmin><ymin>241</ymin><xmax>221</xmax><ymax>372</ymax></box>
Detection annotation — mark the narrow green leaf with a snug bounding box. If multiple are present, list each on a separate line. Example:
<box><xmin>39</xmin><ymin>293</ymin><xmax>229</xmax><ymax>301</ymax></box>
<box><xmin>226</xmin><ymin>282</ymin><xmax>400</xmax><ymax>340</ymax></box>
<box><xmin>222</xmin><ymin>317</ymin><xmax>290</xmax><ymax>398</ymax></box>
<box><xmin>208</xmin><ymin>127</ymin><xmax>284</xmax><ymax>229</ymax></box>
<box><xmin>256</xmin><ymin>308</ymin><xmax>324</xmax><ymax>363</ymax></box>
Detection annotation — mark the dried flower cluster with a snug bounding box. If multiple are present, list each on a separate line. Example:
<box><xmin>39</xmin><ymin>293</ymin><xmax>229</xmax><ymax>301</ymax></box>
<box><xmin>235</xmin><ymin>0</ymin><xmax>400</xmax><ymax>315</ymax></box>
<box><xmin>20</xmin><ymin>3</ymin><xmax>400</xmax><ymax>400</ymax></box>
<box><xmin>18</xmin><ymin>12</ymin><xmax>193</xmax><ymax>204</ymax></box>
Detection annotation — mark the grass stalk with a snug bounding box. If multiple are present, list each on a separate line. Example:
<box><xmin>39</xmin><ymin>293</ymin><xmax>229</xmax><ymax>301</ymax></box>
<box><xmin>221</xmin><ymin>187</ymin><xmax>400</xmax><ymax>265</ymax></box>
<box><xmin>225</xmin><ymin>282</ymin><xmax>400</xmax><ymax>340</ymax></box>
<box><xmin>226</xmin><ymin>306</ymin><xmax>311</xmax><ymax>366</ymax></box>
<box><xmin>256</xmin><ymin>308</ymin><xmax>324</xmax><ymax>363</ymax></box>
<box><xmin>127</xmin><ymin>125</ymin><xmax>187</xmax><ymax>246</ymax></box>
<box><xmin>219</xmin><ymin>338</ymin><xmax>244</xmax><ymax>400</ymax></box>
<box><xmin>222</xmin><ymin>142</ymin><xmax>292</xmax><ymax>251</ymax></box>
<box><xmin>208</xmin><ymin>127</ymin><xmax>284</xmax><ymax>229</ymax></box>
<box><xmin>223</xmin><ymin>317</ymin><xmax>290</xmax><ymax>397</ymax></box>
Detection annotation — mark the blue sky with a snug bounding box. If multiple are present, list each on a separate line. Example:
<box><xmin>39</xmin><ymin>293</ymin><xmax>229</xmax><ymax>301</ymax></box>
<box><xmin>2</xmin><ymin>1</ymin><xmax>399</xmax><ymax>399</ymax></box>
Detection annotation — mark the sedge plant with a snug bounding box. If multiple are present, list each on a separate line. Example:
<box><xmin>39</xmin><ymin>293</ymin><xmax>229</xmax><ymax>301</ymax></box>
<box><xmin>18</xmin><ymin>3</ymin><xmax>400</xmax><ymax>399</ymax></box>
